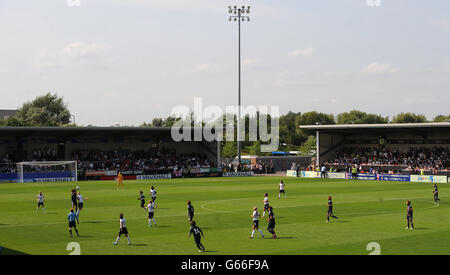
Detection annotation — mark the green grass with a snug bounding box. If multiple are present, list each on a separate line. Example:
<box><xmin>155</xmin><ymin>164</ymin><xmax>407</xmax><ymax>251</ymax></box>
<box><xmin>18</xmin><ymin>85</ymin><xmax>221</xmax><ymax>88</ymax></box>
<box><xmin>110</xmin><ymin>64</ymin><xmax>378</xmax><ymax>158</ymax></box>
<box><xmin>0</xmin><ymin>177</ymin><xmax>449</xmax><ymax>255</ymax></box>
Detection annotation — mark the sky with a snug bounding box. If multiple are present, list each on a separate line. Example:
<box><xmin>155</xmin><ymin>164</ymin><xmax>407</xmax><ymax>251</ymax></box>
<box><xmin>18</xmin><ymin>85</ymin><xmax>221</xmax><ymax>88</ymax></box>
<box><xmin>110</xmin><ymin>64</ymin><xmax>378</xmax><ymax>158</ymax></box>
<box><xmin>0</xmin><ymin>0</ymin><xmax>449</xmax><ymax>126</ymax></box>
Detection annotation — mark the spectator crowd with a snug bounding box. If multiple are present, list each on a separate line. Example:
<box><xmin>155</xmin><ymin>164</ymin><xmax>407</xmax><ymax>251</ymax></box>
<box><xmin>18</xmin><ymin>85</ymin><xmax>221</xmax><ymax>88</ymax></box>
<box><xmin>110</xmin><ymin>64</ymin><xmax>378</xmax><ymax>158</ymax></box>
<box><xmin>0</xmin><ymin>154</ymin><xmax>14</xmax><ymax>173</ymax></box>
<box><xmin>220</xmin><ymin>159</ymin><xmax>275</xmax><ymax>174</ymax></box>
<box><xmin>0</xmin><ymin>147</ymin><xmax>213</xmax><ymax>175</ymax></box>
<box><xmin>326</xmin><ymin>146</ymin><xmax>449</xmax><ymax>172</ymax></box>
<box><xmin>72</xmin><ymin>148</ymin><xmax>213</xmax><ymax>174</ymax></box>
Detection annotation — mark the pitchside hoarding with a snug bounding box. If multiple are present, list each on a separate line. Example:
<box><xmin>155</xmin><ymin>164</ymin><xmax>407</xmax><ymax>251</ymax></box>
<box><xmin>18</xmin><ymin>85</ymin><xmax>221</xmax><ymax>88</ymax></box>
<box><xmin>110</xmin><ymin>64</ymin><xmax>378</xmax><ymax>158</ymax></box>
<box><xmin>35</xmin><ymin>177</ymin><xmax>76</xmax><ymax>182</ymax></box>
<box><xmin>410</xmin><ymin>175</ymin><xmax>447</xmax><ymax>183</ymax></box>
<box><xmin>85</xmin><ymin>170</ymin><xmax>118</xmax><ymax>177</ymax></box>
<box><xmin>377</xmin><ymin>174</ymin><xmax>410</xmax><ymax>182</ymax></box>
<box><xmin>298</xmin><ymin>171</ymin><xmax>432</xmax><ymax>182</ymax></box>
<box><xmin>136</xmin><ymin>174</ymin><xmax>172</xmax><ymax>180</ymax></box>
<box><xmin>286</xmin><ymin>170</ymin><xmax>298</xmax><ymax>177</ymax></box>
<box><xmin>223</xmin><ymin>171</ymin><xmax>254</xmax><ymax>177</ymax></box>
<box><xmin>354</xmin><ymin>174</ymin><xmax>377</xmax><ymax>180</ymax></box>
<box><xmin>300</xmin><ymin>171</ymin><xmax>321</xmax><ymax>178</ymax></box>
<box><xmin>299</xmin><ymin>171</ymin><xmax>346</xmax><ymax>179</ymax></box>
<box><xmin>327</xmin><ymin>172</ymin><xmax>347</xmax><ymax>179</ymax></box>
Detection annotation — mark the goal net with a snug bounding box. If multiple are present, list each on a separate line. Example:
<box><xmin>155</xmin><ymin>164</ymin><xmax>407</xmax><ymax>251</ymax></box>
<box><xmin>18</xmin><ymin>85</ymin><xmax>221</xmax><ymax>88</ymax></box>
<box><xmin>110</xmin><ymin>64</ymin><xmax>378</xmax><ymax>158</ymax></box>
<box><xmin>16</xmin><ymin>161</ymin><xmax>77</xmax><ymax>183</ymax></box>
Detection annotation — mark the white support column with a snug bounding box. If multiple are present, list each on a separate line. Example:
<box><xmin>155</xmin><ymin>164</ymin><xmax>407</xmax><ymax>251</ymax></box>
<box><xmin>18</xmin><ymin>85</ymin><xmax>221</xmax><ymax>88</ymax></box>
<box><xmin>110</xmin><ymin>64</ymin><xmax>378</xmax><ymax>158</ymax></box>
<box><xmin>217</xmin><ymin>140</ymin><xmax>221</xmax><ymax>170</ymax></box>
<box><xmin>75</xmin><ymin>161</ymin><xmax>78</xmax><ymax>182</ymax></box>
<box><xmin>316</xmin><ymin>130</ymin><xmax>320</xmax><ymax>166</ymax></box>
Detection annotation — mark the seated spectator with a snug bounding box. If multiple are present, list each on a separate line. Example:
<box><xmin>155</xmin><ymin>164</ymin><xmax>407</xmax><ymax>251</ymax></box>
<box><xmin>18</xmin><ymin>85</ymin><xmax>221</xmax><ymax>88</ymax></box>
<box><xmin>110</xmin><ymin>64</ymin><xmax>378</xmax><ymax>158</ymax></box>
<box><xmin>326</xmin><ymin>146</ymin><xmax>449</xmax><ymax>172</ymax></box>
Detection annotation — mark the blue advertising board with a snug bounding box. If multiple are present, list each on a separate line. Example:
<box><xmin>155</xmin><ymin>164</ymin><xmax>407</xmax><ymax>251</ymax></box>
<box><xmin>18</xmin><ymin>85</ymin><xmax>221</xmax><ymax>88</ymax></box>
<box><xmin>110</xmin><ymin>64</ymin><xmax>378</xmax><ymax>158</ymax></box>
<box><xmin>0</xmin><ymin>172</ymin><xmax>75</xmax><ymax>182</ymax></box>
<box><xmin>356</xmin><ymin>173</ymin><xmax>377</xmax><ymax>180</ymax></box>
<box><xmin>378</xmin><ymin>174</ymin><xmax>410</xmax><ymax>182</ymax></box>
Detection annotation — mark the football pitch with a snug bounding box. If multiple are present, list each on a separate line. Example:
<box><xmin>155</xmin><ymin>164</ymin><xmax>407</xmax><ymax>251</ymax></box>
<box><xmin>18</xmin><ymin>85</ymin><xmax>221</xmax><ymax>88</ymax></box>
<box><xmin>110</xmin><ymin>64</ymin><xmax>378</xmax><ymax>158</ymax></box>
<box><xmin>1</xmin><ymin>177</ymin><xmax>449</xmax><ymax>255</ymax></box>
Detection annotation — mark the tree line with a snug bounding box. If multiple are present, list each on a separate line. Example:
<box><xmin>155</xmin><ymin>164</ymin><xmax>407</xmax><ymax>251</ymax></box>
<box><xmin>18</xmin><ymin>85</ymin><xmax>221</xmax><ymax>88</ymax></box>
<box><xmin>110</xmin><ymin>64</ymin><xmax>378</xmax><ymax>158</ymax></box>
<box><xmin>0</xmin><ymin>93</ymin><xmax>72</xmax><ymax>127</ymax></box>
<box><xmin>1</xmin><ymin>93</ymin><xmax>449</xmax><ymax>157</ymax></box>
<box><xmin>141</xmin><ymin>110</ymin><xmax>450</xmax><ymax>156</ymax></box>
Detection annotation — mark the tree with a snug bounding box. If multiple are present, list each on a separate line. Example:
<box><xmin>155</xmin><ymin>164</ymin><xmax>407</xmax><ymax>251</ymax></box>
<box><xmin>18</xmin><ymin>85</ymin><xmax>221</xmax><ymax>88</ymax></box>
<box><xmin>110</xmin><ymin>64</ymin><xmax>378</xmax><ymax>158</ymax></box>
<box><xmin>299</xmin><ymin>135</ymin><xmax>316</xmax><ymax>156</ymax></box>
<box><xmin>336</xmin><ymin>110</ymin><xmax>388</xmax><ymax>124</ymax></box>
<box><xmin>433</xmin><ymin>114</ymin><xmax>450</xmax><ymax>122</ymax></box>
<box><xmin>363</xmin><ymin>114</ymin><xmax>389</xmax><ymax>124</ymax></box>
<box><xmin>391</xmin><ymin>112</ymin><xmax>427</xmax><ymax>123</ymax></box>
<box><xmin>279</xmin><ymin>111</ymin><xmax>304</xmax><ymax>147</ymax></box>
<box><xmin>295</xmin><ymin>111</ymin><xmax>335</xmax><ymax>137</ymax></box>
<box><xmin>150</xmin><ymin>118</ymin><xmax>164</xmax><ymax>127</ymax></box>
<box><xmin>296</xmin><ymin>111</ymin><xmax>335</xmax><ymax>126</ymax></box>
<box><xmin>11</xmin><ymin>93</ymin><xmax>71</xmax><ymax>126</ymax></box>
<box><xmin>222</xmin><ymin>141</ymin><xmax>237</xmax><ymax>158</ymax></box>
<box><xmin>248</xmin><ymin>140</ymin><xmax>261</xmax><ymax>156</ymax></box>
<box><xmin>141</xmin><ymin>116</ymin><xmax>182</xmax><ymax>127</ymax></box>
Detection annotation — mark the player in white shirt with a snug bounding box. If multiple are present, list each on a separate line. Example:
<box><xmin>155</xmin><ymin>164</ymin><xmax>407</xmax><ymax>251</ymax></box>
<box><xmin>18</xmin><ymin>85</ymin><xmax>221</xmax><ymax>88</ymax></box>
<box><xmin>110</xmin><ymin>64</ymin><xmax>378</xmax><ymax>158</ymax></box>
<box><xmin>145</xmin><ymin>200</ymin><xmax>158</xmax><ymax>227</ymax></box>
<box><xmin>113</xmin><ymin>213</ymin><xmax>131</xmax><ymax>245</ymax></box>
<box><xmin>75</xmin><ymin>192</ymin><xmax>88</xmax><ymax>223</ymax></box>
<box><xmin>36</xmin><ymin>192</ymin><xmax>45</xmax><ymax>214</ymax></box>
<box><xmin>262</xmin><ymin>193</ymin><xmax>269</xmax><ymax>217</ymax></box>
<box><xmin>249</xmin><ymin>207</ymin><xmax>264</xmax><ymax>239</ymax></box>
<box><xmin>278</xmin><ymin>180</ymin><xmax>286</xmax><ymax>199</ymax></box>
<box><xmin>150</xmin><ymin>186</ymin><xmax>157</xmax><ymax>202</ymax></box>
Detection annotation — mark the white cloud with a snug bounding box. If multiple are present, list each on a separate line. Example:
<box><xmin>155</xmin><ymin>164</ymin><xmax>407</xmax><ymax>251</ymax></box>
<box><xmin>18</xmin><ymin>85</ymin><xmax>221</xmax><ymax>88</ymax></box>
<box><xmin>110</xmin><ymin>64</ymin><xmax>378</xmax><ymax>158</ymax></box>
<box><xmin>288</xmin><ymin>47</ymin><xmax>316</xmax><ymax>57</ymax></box>
<box><xmin>444</xmin><ymin>60</ymin><xmax>450</xmax><ymax>72</ymax></box>
<box><xmin>433</xmin><ymin>18</ymin><xmax>450</xmax><ymax>31</ymax></box>
<box><xmin>324</xmin><ymin>70</ymin><xmax>352</xmax><ymax>78</ymax></box>
<box><xmin>32</xmin><ymin>50</ymin><xmax>59</xmax><ymax>69</ymax></box>
<box><xmin>62</xmin><ymin>41</ymin><xmax>110</xmax><ymax>62</ymax></box>
<box><xmin>192</xmin><ymin>62</ymin><xmax>226</xmax><ymax>76</ymax></box>
<box><xmin>361</xmin><ymin>62</ymin><xmax>400</xmax><ymax>75</ymax></box>
<box><xmin>242</xmin><ymin>58</ymin><xmax>263</xmax><ymax>71</ymax></box>
<box><xmin>32</xmin><ymin>42</ymin><xmax>110</xmax><ymax>68</ymax></box>
<box><xmin>193</xmin><ymin>62</ymin><xmax>214</xmax><ymax>73</ymax></box>
<box><xmin>275</xmin><ymin>71</ymin><xmax>307</xmax><ymax>87</ymax></box>
<box><xmin>243</xmin><ymin>58</ymin><xmax>260</xmax><ymax>66</ymax></box>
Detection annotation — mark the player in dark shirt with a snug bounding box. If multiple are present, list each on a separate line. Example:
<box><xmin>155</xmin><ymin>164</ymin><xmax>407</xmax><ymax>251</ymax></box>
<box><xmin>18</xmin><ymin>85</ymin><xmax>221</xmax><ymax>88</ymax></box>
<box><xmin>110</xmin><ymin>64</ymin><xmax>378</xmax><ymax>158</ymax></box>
<box><xmin>406</xmin><ymin>200</ymin><xmax>414</xmax><ymax>230</ymax></box>
<box><xmin>266</xmin><ymin>206</ymin><xmax>277</xmax><ymax>239</ymax></box>
<box><xmin>326</xmin><ymin>196</ymin><xmax>338</xmax><ymax>222</ymax></box>
<box><xmin>71</xmin><ymin>189</ymin><xmax>78</xmax><ymax>212</ymax></box>
<box><xmin>187</xmin><ymin>201</ymin><xmax>194</xmax><ymax>222</ymax></box>
<box><xmin>188</xmin><ymin>221</ymin><xmax>205</xmax><ymax>252</ymax></box>
<box><xmin>433</xmin><ymin>184</ymin><xmax>440</xmax><ymax>205</ymax></box>
<box><xmin>138</xmin><ymin>191</ymin><xmax>145</xmax><ymax>209</ymax></box>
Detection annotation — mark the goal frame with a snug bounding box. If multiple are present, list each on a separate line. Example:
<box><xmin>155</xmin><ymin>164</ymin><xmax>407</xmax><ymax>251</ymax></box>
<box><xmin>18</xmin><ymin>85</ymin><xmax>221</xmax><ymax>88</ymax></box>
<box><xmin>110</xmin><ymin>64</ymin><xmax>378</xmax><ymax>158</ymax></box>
<box><xmin>16</xmin><ymin>161</ymin><xmax>78</xmax><ymax>183</ymax></box>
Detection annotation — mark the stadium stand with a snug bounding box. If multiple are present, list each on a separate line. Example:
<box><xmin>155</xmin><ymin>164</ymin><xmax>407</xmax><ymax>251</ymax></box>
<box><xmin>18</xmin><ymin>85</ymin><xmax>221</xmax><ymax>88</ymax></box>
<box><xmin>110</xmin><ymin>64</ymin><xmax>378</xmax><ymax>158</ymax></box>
<box><xmin>327</xmin><ymin>146</ymin><xmax>448</xmax><ymax>174</ymax></box>
<box><xmin>0</xmin><ymin>127</ymin><xmax>218</xmax><ymax>182</ymax></box>
<box><xmin>300</xmin><ymin>123</ymin><xmax>450</xmax><ymax>176</ymax></box>
<box><xmin>72</xmin><ymin>148</ymin><xmax>212</xmax><ymax>174</ymax></box>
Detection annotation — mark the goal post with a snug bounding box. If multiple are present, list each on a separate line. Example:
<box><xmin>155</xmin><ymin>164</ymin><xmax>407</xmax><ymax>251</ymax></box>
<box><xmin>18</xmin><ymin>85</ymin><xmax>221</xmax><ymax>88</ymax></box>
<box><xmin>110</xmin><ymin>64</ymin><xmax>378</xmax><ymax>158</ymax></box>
<box><xmin>16</xmin><ymin>161</ymin><xmax>77</xmax><ymax>183</ymax></box>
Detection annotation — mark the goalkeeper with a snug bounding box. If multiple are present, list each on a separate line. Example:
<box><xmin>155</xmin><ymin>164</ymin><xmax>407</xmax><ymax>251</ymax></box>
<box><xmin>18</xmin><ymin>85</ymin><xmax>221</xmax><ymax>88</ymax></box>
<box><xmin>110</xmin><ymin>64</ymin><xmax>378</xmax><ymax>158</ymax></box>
<box><xmin>116</xmin><ymin>171</ymin><xmax>124</xmax><ymax>190</ymax></box>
